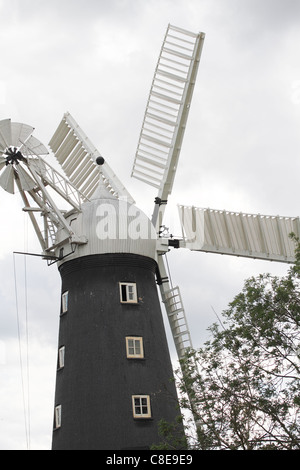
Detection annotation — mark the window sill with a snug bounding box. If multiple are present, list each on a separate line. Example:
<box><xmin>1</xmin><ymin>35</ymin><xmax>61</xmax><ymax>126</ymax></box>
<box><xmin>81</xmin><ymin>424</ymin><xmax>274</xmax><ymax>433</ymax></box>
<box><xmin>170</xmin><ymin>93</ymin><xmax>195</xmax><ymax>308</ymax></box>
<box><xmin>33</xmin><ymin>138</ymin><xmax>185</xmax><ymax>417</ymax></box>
<box><xmin>133</xmin><ymin>417</ymin><xmax>153</xmax><ymax>421</ymax></box>
<box><xmin>127</xmin><ymin>357</ymin><xmax>146</xmax><ymax>361</ymax></box>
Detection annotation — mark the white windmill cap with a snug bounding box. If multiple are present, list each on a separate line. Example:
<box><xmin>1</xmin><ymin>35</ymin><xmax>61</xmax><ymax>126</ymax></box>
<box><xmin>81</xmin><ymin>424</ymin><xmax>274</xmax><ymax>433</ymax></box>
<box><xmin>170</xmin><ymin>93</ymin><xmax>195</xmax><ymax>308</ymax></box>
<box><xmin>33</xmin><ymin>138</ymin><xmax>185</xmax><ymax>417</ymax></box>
<box><xmin>57</xmin><ymin>176</ymin><xmax>158</xmax><ymax>264</ymax></box>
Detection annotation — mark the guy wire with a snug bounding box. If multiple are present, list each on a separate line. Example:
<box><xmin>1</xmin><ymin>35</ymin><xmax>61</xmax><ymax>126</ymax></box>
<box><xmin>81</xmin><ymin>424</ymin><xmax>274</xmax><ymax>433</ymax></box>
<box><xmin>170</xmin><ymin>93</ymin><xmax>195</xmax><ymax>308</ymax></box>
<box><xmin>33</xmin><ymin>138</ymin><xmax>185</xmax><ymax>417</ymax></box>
<box><xmin>13</xmin><ymin>252</ymin><xmax>30</xmax><ymax>450</ymax></box>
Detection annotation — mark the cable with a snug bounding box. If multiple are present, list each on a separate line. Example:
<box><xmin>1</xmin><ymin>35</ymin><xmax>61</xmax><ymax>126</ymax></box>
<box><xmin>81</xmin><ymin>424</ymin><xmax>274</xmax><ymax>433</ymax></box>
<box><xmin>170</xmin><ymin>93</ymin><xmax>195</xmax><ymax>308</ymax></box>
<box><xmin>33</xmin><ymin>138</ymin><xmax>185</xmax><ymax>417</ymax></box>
<box><xmin>23</xmin><ymin>216</ymin><xmax>31</xmax><ymax>448</ymax></box>
<box><xmin>13</xmin><ymin>253</ymin><xmax>29</xmax><ymax>450</ymax></box>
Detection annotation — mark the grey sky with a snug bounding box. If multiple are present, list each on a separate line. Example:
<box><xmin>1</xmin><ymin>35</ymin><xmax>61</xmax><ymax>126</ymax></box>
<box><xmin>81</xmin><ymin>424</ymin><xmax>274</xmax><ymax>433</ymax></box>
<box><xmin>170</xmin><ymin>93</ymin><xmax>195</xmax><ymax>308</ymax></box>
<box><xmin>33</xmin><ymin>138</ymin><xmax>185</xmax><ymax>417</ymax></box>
<box><xmin>0</xmin><ymin>0</ymin><xmax>299</xmax><ymax>449</ymax></box>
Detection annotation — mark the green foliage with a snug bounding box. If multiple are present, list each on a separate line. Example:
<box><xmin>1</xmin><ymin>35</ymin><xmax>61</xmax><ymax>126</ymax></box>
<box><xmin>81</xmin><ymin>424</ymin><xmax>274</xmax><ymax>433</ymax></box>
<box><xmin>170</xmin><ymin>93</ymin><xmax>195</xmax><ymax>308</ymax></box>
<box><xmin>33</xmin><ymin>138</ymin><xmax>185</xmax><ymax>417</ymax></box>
<box><xmin>173</xmin><ymin>235</ymin><xmax>300</xmax><ymax>450</ymax></box>
<box><xmin>151</xmin><ymin>416</ymin><xmax>188</xmax><ymax>450</ymax></box>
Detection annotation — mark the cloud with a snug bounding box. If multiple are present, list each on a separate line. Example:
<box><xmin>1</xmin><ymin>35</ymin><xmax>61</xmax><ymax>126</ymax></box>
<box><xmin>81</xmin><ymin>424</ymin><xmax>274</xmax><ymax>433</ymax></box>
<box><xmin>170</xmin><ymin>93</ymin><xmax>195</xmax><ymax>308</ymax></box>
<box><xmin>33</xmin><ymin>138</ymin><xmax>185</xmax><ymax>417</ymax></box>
<box><xmin>235</xmin><ymin>0</ymin><xmax>300</xmax><ymax>32</ymax></box>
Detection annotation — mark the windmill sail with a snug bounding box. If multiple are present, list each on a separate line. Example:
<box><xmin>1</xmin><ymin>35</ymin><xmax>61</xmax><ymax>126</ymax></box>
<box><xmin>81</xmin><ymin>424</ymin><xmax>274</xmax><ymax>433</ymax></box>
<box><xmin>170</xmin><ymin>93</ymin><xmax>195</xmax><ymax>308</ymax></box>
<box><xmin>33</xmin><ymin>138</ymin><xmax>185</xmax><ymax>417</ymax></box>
<box><xmin>0</xmin><ymin>119</ymin><xmax>36</xmax><ymax>151</ymax></box>
<box><xmin>178</xmin><ymin>205</ymin><xmax>300</xmax><ymax>263</ymax></box>
<box><xmin>0</xmin><ymin>164</ymin><xmax>15</xmax><ymax>194</ymax></box>
<box><xmin>0</xmin><ymin>156</ymin><xmax>6</xmax><ymax>171</ymax></box>
<box><xmin>161</xmin><ymin>284</ymin><xmax>193</xmax><ymax>358</ymax></box>
<box><xmin>16</xmin><ymin>164</ymin><xmax>37</xmax><ymax>191</ymax></box>
<box><xmin>49</xmin><ymin>112</ymin><xmax>135</xmax><ymax>203</ymax></box>
<box><xmin>0</xmin><ymin>119</ymin><xmax>13</xmax><ymax>151</ymax></box>
<box><xmin>20</xmin><ymin>135</ymin><xmax>49</xmax><ymax>156</ymax></box>
<box><xmin>131</xmin><ymin>25</ymin><xmax>205</xmax><ymax>214</ymax></box>
<box><xmin>10</xmin><ymin>123</ymin><xmax>34</xmax><ymax>148</ymax></box>
<box><xmin>157</xmin><ymin>255</ymin><xmax>193</xmax><ymax>359</ymax></box>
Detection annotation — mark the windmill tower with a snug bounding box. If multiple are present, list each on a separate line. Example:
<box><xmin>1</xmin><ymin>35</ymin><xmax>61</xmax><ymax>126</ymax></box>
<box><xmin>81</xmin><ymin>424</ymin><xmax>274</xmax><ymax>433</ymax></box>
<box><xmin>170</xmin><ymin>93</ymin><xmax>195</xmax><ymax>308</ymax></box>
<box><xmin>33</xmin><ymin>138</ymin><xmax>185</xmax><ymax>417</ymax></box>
<box><xmin>0</xmin><ymin>25</ymin><xmax>205</xmax><ymax>450</ymax></box>
<box><xmin>1</xmin><ymin>24</ymin><xmax>298</xmax><ymax>450</ymax></box>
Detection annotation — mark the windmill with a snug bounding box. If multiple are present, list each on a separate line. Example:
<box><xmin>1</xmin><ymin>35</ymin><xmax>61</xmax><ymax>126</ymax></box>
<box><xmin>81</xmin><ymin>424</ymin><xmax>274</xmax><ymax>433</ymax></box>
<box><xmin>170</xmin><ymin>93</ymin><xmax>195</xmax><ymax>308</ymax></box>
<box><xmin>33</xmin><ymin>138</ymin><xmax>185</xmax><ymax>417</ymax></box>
<box><xmin>1</xmin><ymin>24</ymin><xmax>298</xmax><ymax>449</ymax></box>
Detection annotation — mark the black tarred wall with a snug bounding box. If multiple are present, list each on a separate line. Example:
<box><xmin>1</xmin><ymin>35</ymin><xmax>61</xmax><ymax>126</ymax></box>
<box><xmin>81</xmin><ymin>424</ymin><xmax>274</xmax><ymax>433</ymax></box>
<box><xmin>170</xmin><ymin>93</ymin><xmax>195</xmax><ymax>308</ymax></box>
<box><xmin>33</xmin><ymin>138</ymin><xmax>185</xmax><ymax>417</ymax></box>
<box><xmin>51</xmin><ymin>253</ymin><xmax>183</xmax><ymax>450</ymax></box>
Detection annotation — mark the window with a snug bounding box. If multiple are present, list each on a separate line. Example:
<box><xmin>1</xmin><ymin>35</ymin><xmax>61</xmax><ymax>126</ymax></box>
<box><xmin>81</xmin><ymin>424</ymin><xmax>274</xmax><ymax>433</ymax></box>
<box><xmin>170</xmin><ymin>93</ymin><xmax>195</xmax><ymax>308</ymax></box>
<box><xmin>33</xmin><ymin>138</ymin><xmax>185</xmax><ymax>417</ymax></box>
<box><xmin>132</xmin><ymin>395</ymin><xmax>151</xmax><ymax>418</ymax></box>
<box><xmin>58</xmin><ymin>346</ymin><xmax>65</xmax><ymax>370</ymax></box>
<box><xmin>61</xmin><ymin>291</ymin><xmax>69</xmax><ymax>314</ymax></box>
<box><xmin>54</xmin><ymin>405</ymin><xmax>62</xmax><ymax>429</ymax></box>
<box><xmin>126</xmin><ymin>337</ymin><xmax>144</xmax><ymax>359</ymax></box>
<box><xmin>119</xmin><ymin>283</ymin><xmax>137</xmax><ymax>303</ymax></box>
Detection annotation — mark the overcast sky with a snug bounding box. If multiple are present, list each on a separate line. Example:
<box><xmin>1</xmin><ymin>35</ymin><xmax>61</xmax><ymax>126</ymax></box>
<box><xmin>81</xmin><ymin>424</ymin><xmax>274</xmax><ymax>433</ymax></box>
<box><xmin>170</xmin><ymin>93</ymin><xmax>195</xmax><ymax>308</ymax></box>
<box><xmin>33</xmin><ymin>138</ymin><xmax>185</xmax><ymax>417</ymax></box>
<box><xmin>1</xmin><ymin>0</ymin><xmax>300</xmax><ymax>450</ymax></box>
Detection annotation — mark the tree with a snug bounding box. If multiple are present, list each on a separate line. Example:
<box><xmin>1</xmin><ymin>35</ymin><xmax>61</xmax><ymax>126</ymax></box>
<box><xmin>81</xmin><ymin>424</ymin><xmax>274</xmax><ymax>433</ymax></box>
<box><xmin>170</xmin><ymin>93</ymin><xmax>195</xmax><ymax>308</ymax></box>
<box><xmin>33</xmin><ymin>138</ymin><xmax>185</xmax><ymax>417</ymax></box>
<box><xmin>151</xmin><ymin>415</ymin><xmax>187</xmax><ymax>450</ymax></box>
<box><xmin>174</xmin><ymin>237</ymin><xmax>300</xmax><ymax>450</ymax></box>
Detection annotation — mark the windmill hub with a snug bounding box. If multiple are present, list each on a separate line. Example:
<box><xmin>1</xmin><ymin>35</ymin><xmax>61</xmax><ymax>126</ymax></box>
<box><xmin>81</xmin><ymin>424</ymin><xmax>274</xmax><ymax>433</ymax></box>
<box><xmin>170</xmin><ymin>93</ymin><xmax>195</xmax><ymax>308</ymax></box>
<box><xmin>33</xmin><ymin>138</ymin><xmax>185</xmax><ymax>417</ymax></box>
<box><xmin>4</xmin><ymin>146</ymin><xmax>26</xmax><ymax>165</ymax></box>
<box><xmin>0</xmin><ymin>119</ymin><xmax>49</xmax><ymax>194</ymax></box>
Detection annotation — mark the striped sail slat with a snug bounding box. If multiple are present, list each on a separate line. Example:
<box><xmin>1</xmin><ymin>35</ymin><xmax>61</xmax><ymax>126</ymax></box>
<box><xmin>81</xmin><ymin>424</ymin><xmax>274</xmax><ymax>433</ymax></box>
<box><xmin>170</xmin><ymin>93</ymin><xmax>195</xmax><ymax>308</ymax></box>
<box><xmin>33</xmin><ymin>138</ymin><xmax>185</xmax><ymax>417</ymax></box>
<box><xmin>131</xmin><ymin>24</ymin><xmax>205</xmax><ymax>203</ymax></box>
<box><xmin>49</xmin><ymin>112</ymin><xmax>135</xmax><ymax>203</ymax></box>
<box><xmin>178</xmin><ymin>205</ymin><xmax>300</xmax><ymax>263</ymax></box>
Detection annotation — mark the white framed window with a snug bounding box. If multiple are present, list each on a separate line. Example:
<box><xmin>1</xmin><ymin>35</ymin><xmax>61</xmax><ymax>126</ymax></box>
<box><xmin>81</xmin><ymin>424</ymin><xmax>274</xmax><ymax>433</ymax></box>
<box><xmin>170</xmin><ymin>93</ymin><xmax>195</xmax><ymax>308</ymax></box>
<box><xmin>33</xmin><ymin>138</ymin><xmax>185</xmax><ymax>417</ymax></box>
<box><xmin>119</xmin><ymin>283</ymin><xmax>138</xmax><ymax>303</ymax></box>
<box><xmin>54</xmin><ymin>405</ymin><xmax>62</xmax><ymax>429</ymax></box>
<box><xmin>126</xmin><ymin>337</ymin><xmax>144</xmax><ymax>359</ymax></box>
<box><xmin>61</xmin><ymin>291</ymin><xmax>69</xmax><ymax>314</ymax></box>
<box><xmin>132</xmin><ymin>395</ymin><xmax>151</xmax><ymax>418</ymax></box>
<box><xmin>58</xmin><ymin>346</ymin><xmax>65</xmax><ymax>370</ymax></box>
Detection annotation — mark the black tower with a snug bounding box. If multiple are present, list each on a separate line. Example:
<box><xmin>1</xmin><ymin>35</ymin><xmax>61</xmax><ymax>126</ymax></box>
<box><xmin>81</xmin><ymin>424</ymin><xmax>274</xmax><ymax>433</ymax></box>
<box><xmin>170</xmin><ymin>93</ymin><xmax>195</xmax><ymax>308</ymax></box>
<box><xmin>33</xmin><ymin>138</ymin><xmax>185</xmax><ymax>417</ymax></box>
<box><xmin>51</xmin><ymin>184</ymin><xmax>183</xmax><ymax>450</ymax></box>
